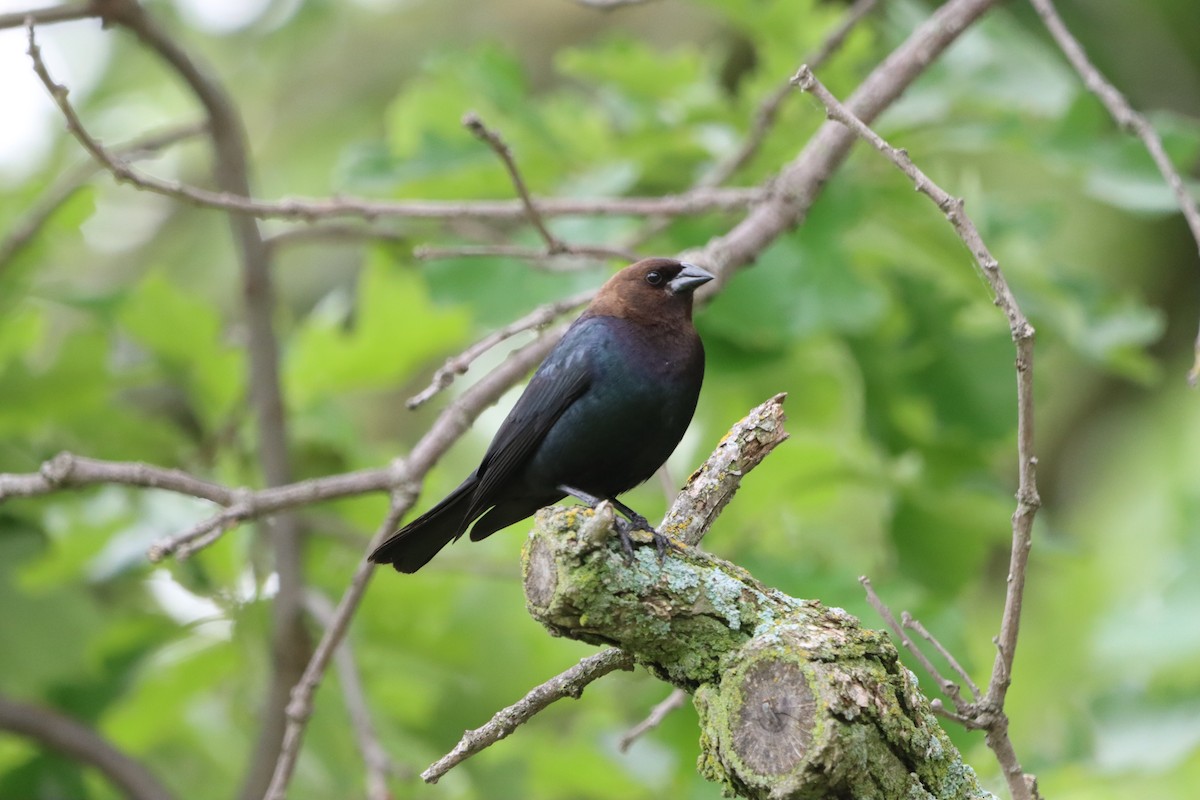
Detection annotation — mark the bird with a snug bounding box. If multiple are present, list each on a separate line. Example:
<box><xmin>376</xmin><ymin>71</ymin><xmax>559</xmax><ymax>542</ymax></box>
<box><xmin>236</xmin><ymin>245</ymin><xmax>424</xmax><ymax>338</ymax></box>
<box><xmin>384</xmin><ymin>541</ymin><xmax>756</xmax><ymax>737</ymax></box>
<box><xmin>369</xmin><ymin>257</ymin><xmax>713</xmax><ymax>573</ymax></box>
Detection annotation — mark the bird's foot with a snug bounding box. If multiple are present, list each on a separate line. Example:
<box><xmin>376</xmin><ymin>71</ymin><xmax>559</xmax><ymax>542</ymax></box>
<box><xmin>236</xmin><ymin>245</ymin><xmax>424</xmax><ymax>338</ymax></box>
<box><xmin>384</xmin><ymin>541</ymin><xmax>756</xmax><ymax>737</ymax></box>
<box><xmin>614</xmin><ymin>512</ymin><xmax>675</xmax><ymax>564</ymax></box>
<box><xmin>558</xmin><ymin>485</ymin><xmax>676</xmax><ymax>564</ymax></box>
<box><xmin>613</xmin><ymin>517</ymin><xmax>638</xmax><ymax>563</ymax></box>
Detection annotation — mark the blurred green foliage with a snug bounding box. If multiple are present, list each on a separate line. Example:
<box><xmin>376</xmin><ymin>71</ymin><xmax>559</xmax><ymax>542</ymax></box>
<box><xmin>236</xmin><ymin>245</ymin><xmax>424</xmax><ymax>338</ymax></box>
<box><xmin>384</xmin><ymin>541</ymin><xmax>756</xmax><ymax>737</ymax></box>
<box><xmin>1</xmin><ymin>0</ymin><xmax>1199</xmax><ymax>798</ymax></box>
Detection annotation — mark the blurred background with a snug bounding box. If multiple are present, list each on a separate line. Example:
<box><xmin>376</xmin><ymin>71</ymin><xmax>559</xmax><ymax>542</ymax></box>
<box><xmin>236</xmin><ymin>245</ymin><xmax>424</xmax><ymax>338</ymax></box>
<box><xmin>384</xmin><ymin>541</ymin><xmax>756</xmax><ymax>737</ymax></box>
<box><xmin>1</xmin><ymin>0</ymin><xmax>1198</xmax><ymax>797</ymax></box>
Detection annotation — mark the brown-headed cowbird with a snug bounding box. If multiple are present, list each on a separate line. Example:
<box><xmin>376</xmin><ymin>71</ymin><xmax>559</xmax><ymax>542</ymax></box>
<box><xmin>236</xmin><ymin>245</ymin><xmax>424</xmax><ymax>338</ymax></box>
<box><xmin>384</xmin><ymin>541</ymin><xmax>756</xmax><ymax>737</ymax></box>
<box><xmin>369</xmin><ymin>257</ymin><xmax>712</xmax><ymax>573</ymax></box>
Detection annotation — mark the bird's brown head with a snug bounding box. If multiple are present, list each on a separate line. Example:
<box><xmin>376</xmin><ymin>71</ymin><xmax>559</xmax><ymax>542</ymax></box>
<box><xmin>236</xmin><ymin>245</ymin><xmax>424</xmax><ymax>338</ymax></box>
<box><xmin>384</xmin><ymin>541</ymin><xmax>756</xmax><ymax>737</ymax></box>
<box><xmin>585</xmin><ymin>258</ymin><xmax>714</xmax><ymax>325</ymax></box>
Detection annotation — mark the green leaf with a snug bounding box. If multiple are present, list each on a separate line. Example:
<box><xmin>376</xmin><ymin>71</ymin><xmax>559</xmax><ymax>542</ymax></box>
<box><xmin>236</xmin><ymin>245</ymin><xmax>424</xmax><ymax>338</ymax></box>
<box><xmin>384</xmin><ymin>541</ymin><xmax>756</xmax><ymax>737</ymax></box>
<box><xmin>702</xmin><ymin>230</ymin><xmax>887</xmax><ymax>351</ymax></box>
<box><xmin>119</xmin><ymin>273</ymin><xmax>245</xmax><ymax>425</ymax></box>
<box><xmin>0</xmin><ymin>521</ymin><xmax>105</xmax><ymax>694</ymax></box>
<box><xmin>285</xmin><ymin>250</ymin><xmax>470</xmax><ymax>407</ymax></box>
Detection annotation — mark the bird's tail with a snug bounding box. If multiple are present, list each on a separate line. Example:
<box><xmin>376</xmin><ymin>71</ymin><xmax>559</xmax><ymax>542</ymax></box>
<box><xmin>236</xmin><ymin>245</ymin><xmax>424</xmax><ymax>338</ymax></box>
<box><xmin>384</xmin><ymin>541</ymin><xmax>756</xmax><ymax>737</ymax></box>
<box><xmin>368</xmin><ymin>475</ymin><xmax>478</xmax><ymax>573</ymax></box>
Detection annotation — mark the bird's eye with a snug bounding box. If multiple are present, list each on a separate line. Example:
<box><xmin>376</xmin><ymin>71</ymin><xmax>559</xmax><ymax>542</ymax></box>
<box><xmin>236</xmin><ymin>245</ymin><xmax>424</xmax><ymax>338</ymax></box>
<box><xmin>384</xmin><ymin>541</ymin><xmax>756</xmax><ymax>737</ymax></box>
<box><xmin>645</xmin><ymin>271</ymin><xmax>664</xmax><ymax>286</ymax></box>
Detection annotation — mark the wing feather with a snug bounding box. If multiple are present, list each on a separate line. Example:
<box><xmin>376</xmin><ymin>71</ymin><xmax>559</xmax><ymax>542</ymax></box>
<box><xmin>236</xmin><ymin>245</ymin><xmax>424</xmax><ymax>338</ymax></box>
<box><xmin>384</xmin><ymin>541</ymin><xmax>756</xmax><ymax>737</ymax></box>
<box><xmin>464</xmin><ymin>327</ymin><xmax>595</xmax><ymax>517</ymax></box>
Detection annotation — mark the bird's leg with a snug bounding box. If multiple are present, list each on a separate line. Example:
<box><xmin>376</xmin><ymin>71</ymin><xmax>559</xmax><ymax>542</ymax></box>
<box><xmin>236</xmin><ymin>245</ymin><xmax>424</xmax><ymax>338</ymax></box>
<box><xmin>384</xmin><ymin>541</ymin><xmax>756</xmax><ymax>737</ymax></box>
<box><xmin>558</xmin><ymin>484</ymin><xmax>605</xmax><ymax>509</ymax></box>
<box><xmin>558</xmin><ymin>485</ymin><xmax>671</xmax><ymax>562</ymax></box>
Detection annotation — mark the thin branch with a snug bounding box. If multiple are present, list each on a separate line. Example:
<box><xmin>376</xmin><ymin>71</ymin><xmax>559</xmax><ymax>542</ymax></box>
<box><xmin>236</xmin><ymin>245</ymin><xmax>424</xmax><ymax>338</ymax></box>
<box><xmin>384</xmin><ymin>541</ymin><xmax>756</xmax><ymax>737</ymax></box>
<box><xmin>0</xmin><ymin>451</ymin><xmax>231</xmax><ymax>504</ymax></box>
<box><xmin>1026</xmin><ymin>0</ymin><xmax>1200</xmax><ymax>386</ymax></box>
<box><xmin>795</xmin><ymin>67</ymin><xmax>1038</xmax><ymax>800</ymax></box>
<box><xmin>903</xmin><ymin>612</ymin><xmax>982</xmax><ymax>702</ymax></box>
<box><xmin>0</xmin><ymin>3</ymin><xmax>100</xmax><ymax>29</ymax></box>
<box><xmin>422</xmin><ymin>649</ymin><xmax>635</xmax><ymax>783</ymax></box>
<box><xmin>24</xmin><ymin>27</ymin><xmax>759</xmax><ymax>223</ymax></box>
<box><xmin>929</xmin><ymin>699</ymin><xmax>978</xmax><ymax>728</ymax></box>
<box><xmin>860</xmin><ymin>578</ymin><xmax>971</xmax><ymax>716</ymax></box>
<box><xmin>304</xmin><ymin>590</ymin><xmax>406</xmax><ymax>799</ymax></box>
<box><xmin>407</xmin><ymin>299</ymin><xmax>590</xmax><ymax>409</ymax></box>
<box><xmin>0</xmin><ymin>120</ymin><xmax>205</xmax><ymax>276</ymax></box>
<box><xmin>699</xmin><ymin>0</ymin><xmax>882</xmax><ymax>188</ymax></box>
<box><xmin>145</xmin><ymin>465</ymin><xmax>406</xmax><ymax>561</ymax></box>
<box><xmin>463</xmin><ymin>112</ymin><xmax>566</xmax><ymax>253</ymax></box>
<box><xmin>23</xmin><ymin>12</ymin><xmax>753</xmax><ymax>230</ymax></box>
<box><xmin>0</xmin><ymin>694</ymin><xmax>174</xmax><ymax>800</ymax></box>
<box><xmin>617</xmin><ymin>688</ymin><xmax>686</xmax><ymax>753</ymax></box>
<box><xmin>436</xmin><ymin>114</ymin><xmax>638</xmax><ymax>263</ymax></box>
<box><xmin>13</xmin><ymin>44</ymin><xmax>761</xmax><ymax>226</ymax></box>
<box><xmin>791</xmin><ymin>67</ymin><xmax>1033</xmax><ymax>345</ymax></box>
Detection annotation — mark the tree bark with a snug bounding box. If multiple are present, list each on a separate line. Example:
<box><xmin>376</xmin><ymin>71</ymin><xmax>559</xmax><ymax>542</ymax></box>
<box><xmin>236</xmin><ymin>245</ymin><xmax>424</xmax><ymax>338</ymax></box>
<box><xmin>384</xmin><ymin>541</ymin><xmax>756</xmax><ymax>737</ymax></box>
<box><xmin>523</xmin><ymin>508</ymin><xmax>993</xmax><ymax>800</ymax></box>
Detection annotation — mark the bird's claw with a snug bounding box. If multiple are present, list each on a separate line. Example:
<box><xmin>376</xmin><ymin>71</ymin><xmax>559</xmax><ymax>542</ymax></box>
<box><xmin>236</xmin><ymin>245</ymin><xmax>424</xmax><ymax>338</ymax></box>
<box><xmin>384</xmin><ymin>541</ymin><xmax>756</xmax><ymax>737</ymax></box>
<box><xmin>652</xmin><ymin>528</ymin><xmax>671</xmax><ymax>562</ymax></box>
<box><xmin>615</xmin><ymin>520</ymin><xmax>637</xmax><ymax>563</ymax></box>
<box><xmin>613</xmin><ymin>516</ymin><xmax>675</xmax><ymax>565</ymax></box>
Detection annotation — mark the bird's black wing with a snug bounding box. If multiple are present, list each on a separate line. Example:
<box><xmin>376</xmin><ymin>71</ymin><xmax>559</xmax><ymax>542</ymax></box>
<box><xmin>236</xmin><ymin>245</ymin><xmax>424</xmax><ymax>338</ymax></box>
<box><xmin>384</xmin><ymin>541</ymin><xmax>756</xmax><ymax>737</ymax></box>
<box><xmin>464</xmin><ymin>328</ymin><xmax>595</xmax><ymax>517</ymax></box>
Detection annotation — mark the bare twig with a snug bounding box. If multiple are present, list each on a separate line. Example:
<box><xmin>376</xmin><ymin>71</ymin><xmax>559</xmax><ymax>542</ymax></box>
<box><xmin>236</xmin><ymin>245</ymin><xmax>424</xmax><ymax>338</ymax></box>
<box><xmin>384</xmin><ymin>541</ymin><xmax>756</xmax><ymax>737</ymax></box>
<box><xmin>0</xmin><ymin>451</ymin><xmax>231</xmax><ymax>504</ymax></box>
<box><xmin>455</xmin><ymin>114</ymin><xmax>641</xmax><ymax>262</ymax></box>
<box><xmin>1027</xmin><ymin>0</ymin><xmax>1200</xmax><ymax>386</ymax></box>
<box><xmin>146</xmin><ymin>465</ymin><xmax>407</xmax><ymax>561</ymax></box>
<box><xmin>860</xmin><ymin>578</ymin><xmax>974</xmax><ymax>717</ymax></box>
<box><xmin>930</xmin><ymin>699</ymin><xmax>977</xmax><ymax>727</ymax></box>
<box><xmin>422</xmin><ymin>649</ymin><xmax>635</xmax><ymax>783</ymax></box>
<box><xmin>0</xmin><ymin>4</ymin><xmax>100</xmax><ymax>29</ymax></box>
<box><xmin>11</xmin><ymin>45</ymin><xmax>760</xmax><ymax>228</ymax></box>
<box><xmin>407</xmin><ymin>299</ymin><xmax>589</xmax><ymax>409</ymax></box>
<box><xmin>463</xmin><ymin>112</ymin><xmax>566</xmax><ymax>253</ymax></box>
<box><xmin>617</xmin><ymin>688</ymin><xmax>686</xmax><ymax>752</ymax></box>
<box><xmin>23</xmin><ymin>31</ymin><xmax>758</xmax><ymax>227</ymax></box>
<box><xmin>795</xmin><ymin>67</ymin><xmax>1038</xmax><ymax>799</ymax></box>
<box><xmin>305</xmin><ymin>590</ymin><xmax>406</xmax><ymax>799</ymax></box>
<box><xmin>790</xmin><ymin>69</ymin><xmax>1034</xmax><ymax>346</ymax></box>
<box><xmin>0</xmin><ymin>694</ymin><xmax>174</xmax><ymax>800</ymax></box>
<box><xmin>903</xmin><ymin>612</ymin><xmax>982</xmax><ymax>702</ymax></box>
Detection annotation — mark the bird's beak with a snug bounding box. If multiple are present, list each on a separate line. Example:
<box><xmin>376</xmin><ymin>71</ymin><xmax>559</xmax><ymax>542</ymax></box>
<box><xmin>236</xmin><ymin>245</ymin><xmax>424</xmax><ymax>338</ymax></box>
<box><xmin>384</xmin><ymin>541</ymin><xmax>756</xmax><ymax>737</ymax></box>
<box><xmin>668</xmin><ymin>262</ymin><xmax>715</xmax><ymax>295</ymax></box>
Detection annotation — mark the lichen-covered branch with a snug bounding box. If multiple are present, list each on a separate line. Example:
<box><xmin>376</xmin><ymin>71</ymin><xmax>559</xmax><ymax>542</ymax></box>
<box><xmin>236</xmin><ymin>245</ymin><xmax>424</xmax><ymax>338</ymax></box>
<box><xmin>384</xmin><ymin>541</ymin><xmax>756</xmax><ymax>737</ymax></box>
<box><xmin>661</xmin><ymin>392</ymin><xmax>788</xmax><ymax>547</ymax></box>
<box><xmin>522</xmin><ymin>509</ymin><xmax>991</xmax><ymax>799</ymax></box>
